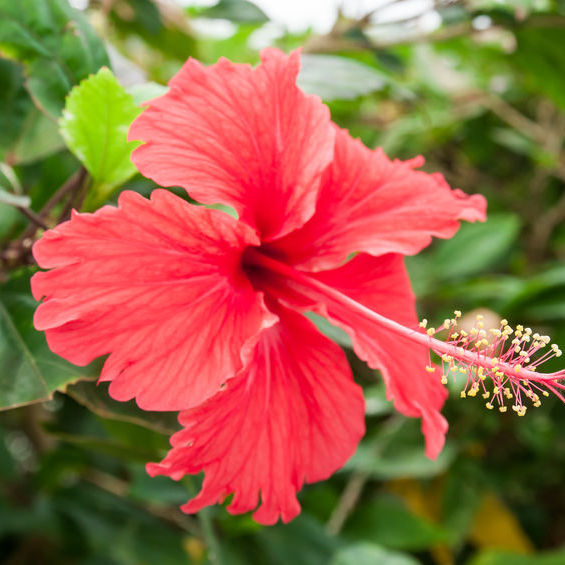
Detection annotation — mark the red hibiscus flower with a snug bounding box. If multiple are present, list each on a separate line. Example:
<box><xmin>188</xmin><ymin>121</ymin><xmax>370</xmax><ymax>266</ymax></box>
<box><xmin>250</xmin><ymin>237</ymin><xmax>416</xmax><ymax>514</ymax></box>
<box><xmin>32</xmin><ymin>49</ymin><xmax>489</xmax><ymax>524</ymax></box>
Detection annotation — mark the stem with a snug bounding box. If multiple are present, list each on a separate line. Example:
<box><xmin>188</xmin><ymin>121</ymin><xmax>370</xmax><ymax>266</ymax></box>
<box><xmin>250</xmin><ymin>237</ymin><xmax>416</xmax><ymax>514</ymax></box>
<box><xmin>198</xmin><ymin>507</ymin><xmax>222</xmax><ymax>565</ymax></box>
<box><xmin>245</xmin><ymin>249</ymin><xmax>564</xmax><ymax>384</ymax></box>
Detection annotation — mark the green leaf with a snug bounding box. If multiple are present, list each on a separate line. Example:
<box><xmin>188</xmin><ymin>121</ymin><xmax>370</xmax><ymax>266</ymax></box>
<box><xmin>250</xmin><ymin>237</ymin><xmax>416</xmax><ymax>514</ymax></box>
<box><xmin>0</xmin><ymin>271</ymin><xmax>97</xmax><ymax>410</ymax></box>
<box><xmin>305</xmin><ymin>311</ymin><xmax>352</xmax><ymax>348</ymax></box>
<box><xmin>343</xmin><ymin>494</ymin><xmax>448</xmax><ymax>551</ymax></box>
<box><xmin>346</xmin><ymin>419</ymin><xmax>456</xmax><ymax>480</ymax></box>
<box><xmin>0</xmin><ymin>0</ymin><xmax>110</xmax><ymax>118</ymax></box>
<box><xmin>0</xmin><ymin>58</ymin><xmax>28</xmax><ymax>161</ymax></box>
<box><xmin>514</xmin><ymin>27</ymin><xmax>565</xmax><ymax>112</ymax></box>
<box><xmin>0</xmin><ymin>58</ymin><xmax>65</xmax><ymax>165</ymax></box>
<box><xmin>256</xmin><ymin>515</ymin><xmax>339</xmax><ymax>565</ymax></box>
<box><xmin>426</xmin><ymin>213</ymin><xmax>521</xmax><ymax>281</ymax></box>
<box><xmin>330</xmin><ymin>543</ymin><xmax>420</xmax><ymax>565</ymax></box>
<box><xmin>298</xmin><ymin>55</ymin><xmax>387</xmax><ymax>101</ymax></box>
<box><xmin>201</xmin><ymin>0</ymin><xmax>268</xmax><ymax>23</ymax></box>
<box><xmin>0</xmin><ymin>188</ymin><xmax>30</xmax><ymax>208</ymax></box>
<box><xmin>127</xmin><ymin>82</ymin><xmax>168</xmax><ymax>106</ymax></box>
<box><xmin>60</xmin><ymin>67</ymin><xmax>143</xmax><ymax>201</ymax></box>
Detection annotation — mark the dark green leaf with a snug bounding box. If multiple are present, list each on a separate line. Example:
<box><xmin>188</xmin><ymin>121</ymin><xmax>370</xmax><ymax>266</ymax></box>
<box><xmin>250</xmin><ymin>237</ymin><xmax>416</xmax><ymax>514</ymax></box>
<box><xmin>0</xmin><ymin>271</ymin><xmax>97</xmax><ymax>410</ymax></box>
<box><xmin>257</xmin><ymin>515</ymin><xmax>340</xmax><ymax>565</ymax></box>
<box><xmin>0</xmin><ymin>0</ymin><xmax>110</xmax><ymax>118</ymax></box>
<box><xmin>343</xmin><ymin>494</ymin><xmax>448</xmax><ymax>550</ymax></box>
<box><xmin>514</xmin><ymin>27</ymin><xmax>565</xmax><ymax>111</ymax></box>
<box><xmin>66</xmin><ymin>380</ymin><xmax>179</xmax><ymax>436</ymax></box>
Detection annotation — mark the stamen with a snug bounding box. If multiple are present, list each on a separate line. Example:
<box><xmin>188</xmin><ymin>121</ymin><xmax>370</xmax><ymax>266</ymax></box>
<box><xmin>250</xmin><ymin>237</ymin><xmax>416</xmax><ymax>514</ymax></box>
<box><xmin>424</xmin><ymin>312</ymin><xmax>565</xmax><ymax>414</ymax></box>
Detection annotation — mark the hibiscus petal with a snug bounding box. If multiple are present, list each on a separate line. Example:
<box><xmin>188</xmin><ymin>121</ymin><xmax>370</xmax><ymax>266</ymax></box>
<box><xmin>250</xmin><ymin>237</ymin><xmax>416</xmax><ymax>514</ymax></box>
<box><xmin>147</xmin><ymin>307</ymin><xmax>365</xmax><ymax>525</ymax></box>
<box><xmin>32</xmin><ymin>190</ymin><xmax>276</xmax><ymax>411</ymax></box>
<box><xmin>271</xmin><ymin>127</ymin><xmax>487</xmax><ymax>271</ymax></box>
<box><xmin>262</xmin><ymin>253</ymin><xmax>447</xmax><ymax>459</ymax></box>
<box><xmin>129</xmin><ymin>48</ymin><xmax>334</xmax><ymax>241</ymax></box>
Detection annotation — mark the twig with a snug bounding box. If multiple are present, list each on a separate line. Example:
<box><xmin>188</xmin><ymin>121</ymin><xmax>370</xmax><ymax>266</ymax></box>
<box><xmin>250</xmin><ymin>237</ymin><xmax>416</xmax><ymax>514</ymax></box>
<box><xmin>15</xmin><ymin>206</ymin><xmax>49</xmax><ymax>230</ymax></box>
<box><xmin>326</xmin><ymin>471</ymin><xmax>370</xmax><ymax>535</ymax></box>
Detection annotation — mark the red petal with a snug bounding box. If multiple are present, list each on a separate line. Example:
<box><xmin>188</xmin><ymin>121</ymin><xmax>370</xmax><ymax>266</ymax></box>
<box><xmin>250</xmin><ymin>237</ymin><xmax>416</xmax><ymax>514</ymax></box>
<box><xmin>271</xmin><ymin>127</ymin><xmax>487</xmax><ymax>271</ymax></box>
<box><xmin>147</xmin><ymin>307</ymin><xmax>365</xmax><ymax>525</ymax></box>
<box><xmin>129</xmin><ymin>48</ymin><xmax>334</xmax><ymax>241</ymax></box>
<box><xmin>32</xmin><ymin>190</ymin><xmax>276</xmax><ymax>411</ymax></box>
<box><xmin>263</xmin><ymin>253</ymin><xmax>447</xmax><ymax>459</ymax></box>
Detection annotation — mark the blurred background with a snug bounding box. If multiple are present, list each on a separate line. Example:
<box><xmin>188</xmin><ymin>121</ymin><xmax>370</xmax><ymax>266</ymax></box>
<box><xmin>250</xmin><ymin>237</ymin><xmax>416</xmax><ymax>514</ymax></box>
<box><xmin>1</xmin><ymin>0</ymin><xmax>565</xmax><ymax>563</ymax></box>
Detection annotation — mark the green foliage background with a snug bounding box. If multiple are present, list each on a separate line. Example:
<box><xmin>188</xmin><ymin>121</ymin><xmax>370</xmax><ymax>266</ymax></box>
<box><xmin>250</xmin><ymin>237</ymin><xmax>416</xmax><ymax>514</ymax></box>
<box><xmin>1</xmin><ymin>0</ymin><xmax>565</xmax><ymax>563</ymax></box>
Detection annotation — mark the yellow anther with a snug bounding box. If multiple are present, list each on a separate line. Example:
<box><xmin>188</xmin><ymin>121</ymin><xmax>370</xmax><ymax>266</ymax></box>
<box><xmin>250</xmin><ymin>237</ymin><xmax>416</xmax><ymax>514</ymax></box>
<box><xmin>533</xmin><ymin>401</ymin><xmax>541</xmax><ymax>408</ymax></box>
<box><xmin>441</xmin><ymin>354</ymin><xmax>452</xmax><ymax>362</ymax></box>
<box><xmin>518</xmin><ymin>406</ymin><xmax>527</xmax><ymax>416</ymax></box>
<box><xmin>543</xmin><ymin>391</ymin><xmax>550</xmax><ymax>397</ymax></box>
<box><xmin>514</xmin><ymin>346</ymin><xmax>521</xmax><ymax>353</ymax></box>
<box><xmin>485</xmin><ymin>402</ymin><xmax>493</xmax><ymax>409</ymax></box>
<box><xmin>493</xmin><ymin>386</ymin><xmax>500</xmax><ymax>394</ymax></box>
<box><xmin>451</xmin><ymin>332</ymin><xmax>459</xmax><ymax>339</ymax></box>
<box><xmin>482</xmin><ymin>392</ymin><xmax>490</xmax><ymax>399</ymax></box>
<box><xmin>427</xmin><ymin>328</ymin><xmax>436</xmax><ymax>336</ymax></box>
<box><xmin>516</xmin><ymin>325</ymin><xmax>523</xmax><ymax>332</ymax></box>
<box><xmin>441</xmin><ymin>376</ymin><xmax>448</xmax><ymax>385</ymax></box>
<box><xmin>500</xmin><ymin>319</ymin><xmax>508</xmax><ymax>326</ymax></box>
<box><xmin>478</xmin><ymin>322</ymin><xmax>484</xmax><ymax>329</ymax></box>
<box><xmin>454</xmin><ymin>310</ymin><xmax>462</xmax><ymax>318</ymax></box>
<box><xmin>499</xmin><ymin>406</ymin><xmax>507</xmax><ymax>413</ymax></box>
<box><xmin>460</xmin><ymin>391</ymin><xmax>466</xmax><ymax>398</ymax></box>
<box><xmin>425</xmin><ymin>365</ymin><xmax>435</xmax><ymax>373</ymax></box>
<box><xmin>515</xmin><ymin>364</ymin><xmax>521</xmax><ymax>372</ymax></box>
<box><xmin>444</xmin><ymin>319</ymin><xmax>452</xmax><ymax>328</ymax></box>
<box><xmin>525</xmin><ymin>328</ymin><xmax>532</xmax><ymax>335</ymax></box>
<box><xmin>419</xmin><ymin>319</ymin><xmax>428</xmax><ymax>328</ymax></box>
<box><xmin>460</xmin><ymin>330</ymin><xmax>468</xmax><ymax>337</ymax></box>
